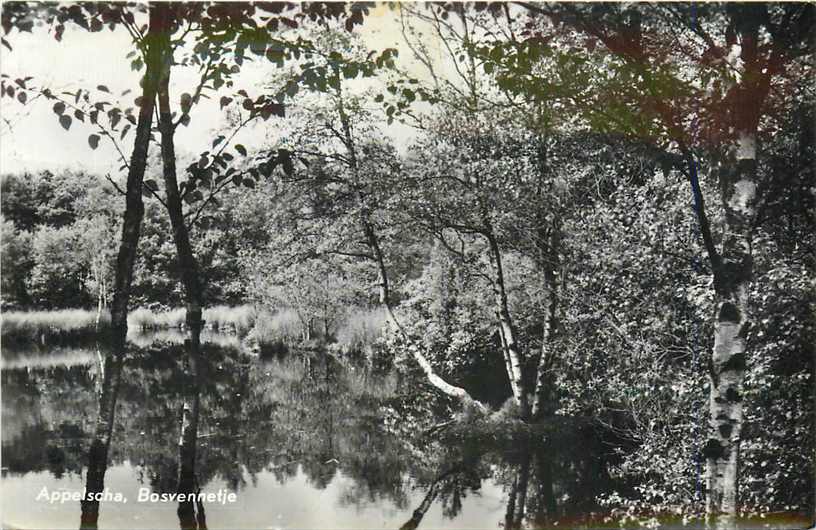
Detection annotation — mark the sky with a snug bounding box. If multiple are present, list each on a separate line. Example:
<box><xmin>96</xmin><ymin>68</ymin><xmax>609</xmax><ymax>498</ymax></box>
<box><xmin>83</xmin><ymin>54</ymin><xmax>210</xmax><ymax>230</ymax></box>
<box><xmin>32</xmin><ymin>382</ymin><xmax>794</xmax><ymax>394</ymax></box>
<box><xmin>0</xmin><ymin>3</ymin><xmax>444</xmax><ymax>177</ymax></box>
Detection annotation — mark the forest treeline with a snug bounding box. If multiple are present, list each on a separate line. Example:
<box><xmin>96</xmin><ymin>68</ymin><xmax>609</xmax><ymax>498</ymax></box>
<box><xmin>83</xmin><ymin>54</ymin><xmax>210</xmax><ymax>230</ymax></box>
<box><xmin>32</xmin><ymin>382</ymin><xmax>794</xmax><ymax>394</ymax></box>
<box><xmin>1</xmin><ymin>2</ymin><xmax>814</xmax><ymax>526</ymax></box>
<box><xmin>1</xmin><ymin>169</ymin><xmax>253</xmax><ymax>310</ymax></box>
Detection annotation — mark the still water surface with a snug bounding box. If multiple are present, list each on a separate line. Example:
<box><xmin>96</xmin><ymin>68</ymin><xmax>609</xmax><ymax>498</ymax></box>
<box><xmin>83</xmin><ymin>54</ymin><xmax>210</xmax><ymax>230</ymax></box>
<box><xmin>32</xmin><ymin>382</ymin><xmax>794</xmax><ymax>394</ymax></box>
<box><xmin>0</xmin><ymin>333</ymin><xmax>806</xmax><ymax>529</ymax></box>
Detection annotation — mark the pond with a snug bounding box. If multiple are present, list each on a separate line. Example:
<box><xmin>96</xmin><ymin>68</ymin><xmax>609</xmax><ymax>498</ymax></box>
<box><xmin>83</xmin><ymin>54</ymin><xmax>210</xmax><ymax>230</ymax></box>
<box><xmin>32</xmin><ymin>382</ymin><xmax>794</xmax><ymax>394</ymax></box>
<box><xmin>0</xmin><ymin>335</ymin><xmax>806</xmax><ymax>530</ymax></box>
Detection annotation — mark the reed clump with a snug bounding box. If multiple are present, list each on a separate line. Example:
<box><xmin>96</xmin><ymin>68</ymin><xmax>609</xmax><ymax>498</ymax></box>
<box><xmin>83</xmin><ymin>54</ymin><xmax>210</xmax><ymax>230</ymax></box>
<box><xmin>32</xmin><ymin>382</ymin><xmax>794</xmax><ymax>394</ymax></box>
<box><xmin>1</xmin><ymin>309</ymin><xmax>109</xmax><ymax>349</ymax></box>
<box><xmin>334</xmin><ymin>307</ymin><xmax>388</xmax><ymax>355</ymax></box>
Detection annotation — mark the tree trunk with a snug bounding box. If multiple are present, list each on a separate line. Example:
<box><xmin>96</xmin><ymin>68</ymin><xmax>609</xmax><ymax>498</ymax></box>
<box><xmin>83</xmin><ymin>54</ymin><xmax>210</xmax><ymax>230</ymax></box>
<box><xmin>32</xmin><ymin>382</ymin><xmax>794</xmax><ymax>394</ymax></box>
<box><xmin>365</xmin><ymin>217</ymin><xmax>485</xmax><ymax>411</ymax></box>
<box><xmin>531</xmin><ymin>217</ymin><xmax>561</xmax><ymax>420</ymax></box>
<box><xmin>155</xmin><ymin>27</ymin><xmax>205</xmax><ymax>352</ymax></box>
<box><xmin>496</xmin><ymin>316</ymin><xmax>517</xmax><ymax>397</ymax></box>
<box><xmin>107</xmin><ymin>6</ymin><xmax>167</xmax><ymax>347</ymax></box>
<box><xmin>484</xmin><ymin>228</ymin><xmax>528</xmax><ymax>417</ymax></box>
<box><xmin>95</xmin><ymin>280</ymin><xmax>103</xmax><ymax>332</ymax></box>
<box><xmin>704</xmin><ymin>132</ymin><xmax>757</xmax><ymax>528</ymax></box>
<box><xmin>80</xmin><ymin>5</ymin><xmax>168</xmax><ymax>528</ymax></box>
<box><xmin>333</xmin><ymin>77</ymin><xmax>486</xmax><ymax>412</ymax></box>
<box><xmin>156</xmin><ymin>40</ymin><xmax>208</xmax><ymax>530</ymax></box>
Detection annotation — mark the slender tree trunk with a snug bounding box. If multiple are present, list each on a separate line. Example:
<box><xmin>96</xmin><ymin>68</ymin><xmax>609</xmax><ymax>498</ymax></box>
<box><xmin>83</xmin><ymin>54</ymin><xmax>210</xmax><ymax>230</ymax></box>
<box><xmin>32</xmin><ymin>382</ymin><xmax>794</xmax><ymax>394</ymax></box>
<box><xmin>704</xmin><ymin>131</ymin><xmax>757</xmax><ymax>529</ymax></box>
<box><xmin>531</xmin><ymin>217</ymin><xmax>561</xmax><ymax>420</ymax></box>
<box><xmin>484</xmin><ymin>228</ymin><xmax>528</xmax><ymax>417</ymax></box>
<box><xmin>95</xmin><ymin>277</ymin><xmax>103</xmax><ymax>332</ymax></box>
<box><xmin>332</xmin><ymin>76</ymin><xmax>486</xmax><ymax>412</ymax></box>
<box><xmin>364</xmin><ymin>216</ymin><xmax>485</xmax><ymax>410</ymax></box>
<box><xmin>80</xmin><ymin>6</ymin><xmax>168</xmax><ymax>528</ymax></box>
<box><xmin>155</xmin><ymin>32</ymin><xmax>208</xmax><ymax>529</ymax></box>
<box><xmin>108</xmin><ymin>7</ymin><xmax>167</xmax><ymax>346</ymax></box>
<box><xmin>155</xmin><ymin>23</ymin><xmax>205</xmax><ymax>353</ymax></box>
<box><xmin>496</xmin><ymin>316</ymin><xmax>516</xmax><ymax>395</ymax></box>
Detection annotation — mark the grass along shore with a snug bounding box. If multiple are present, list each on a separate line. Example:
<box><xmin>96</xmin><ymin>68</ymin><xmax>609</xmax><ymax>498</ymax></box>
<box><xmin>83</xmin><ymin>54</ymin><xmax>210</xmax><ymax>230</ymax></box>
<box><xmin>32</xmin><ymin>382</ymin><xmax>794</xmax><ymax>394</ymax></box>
<box><xmin>0</xmin><ymin>306</ymin><xmax>254</xmax><ymax>348</ymax></box>
<box><xmin>1</xmin><ymin>305</ymin><xmax>389</xmax><ymax>356</ymax></box>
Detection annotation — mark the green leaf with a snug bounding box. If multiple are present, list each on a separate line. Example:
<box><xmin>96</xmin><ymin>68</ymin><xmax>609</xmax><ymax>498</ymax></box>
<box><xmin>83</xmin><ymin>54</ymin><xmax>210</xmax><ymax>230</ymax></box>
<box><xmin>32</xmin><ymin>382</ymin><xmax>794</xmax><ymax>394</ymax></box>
<box><xmin>87</xmin><ymin>134</ymin><xmax>100</xmax><ymax>149</ymax></box>
<box><xmin>53</xmin><ymin>102</ymin><xmax>66</xmax><ymax>115</ymax></box>
<box><xmin>266</xmin><ymin>47</ymin><xmax>284</xmax><ymax>66</ymax></box>
<box><xmin>285</xmin><ymin>82</ymin><xmax>298</xmax><ymax>98</ymax></box>
<box><xmin>109</xmin><ymin>110</ymin><xmax>121</xmax><ymax>129</ymax></box>
<box><xmin>59</xmin><ymin>114</ymin><xmax>72</xmax><ymax>131</ymax></box>
<box><xmin>235</xmin><ymin>144</ymin><xmax>247</xmax><ymax>156</ymax></box>
<box><xmin>97</xmin><ymin>85</ymin><xmax>110</xmax><ymax>93</ymax></box>
<box><xmin>260</xmin><ymin>102</ymin><xmax>284</xmax><ymax>120</ymax></box>
<box><xmin>342</xmin><ymin>64</ymin><xmax>358</xmax><ymax>79</ymax></box>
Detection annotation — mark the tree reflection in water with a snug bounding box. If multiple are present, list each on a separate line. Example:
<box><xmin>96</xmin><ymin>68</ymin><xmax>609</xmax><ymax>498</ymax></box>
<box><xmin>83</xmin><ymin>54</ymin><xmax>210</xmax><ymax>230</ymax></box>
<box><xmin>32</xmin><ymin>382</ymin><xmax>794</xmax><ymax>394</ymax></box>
<box><xmin>79</xmin><ymin>344</ymin><xmax>123</xmax><ymax>530</ymax></box>
<box><xmin>3</xmin><ymin>339</ymin><xmax>614</xmax><ymax>529</ymax></box>
<box><xmin>176</xmin><ymin>347</ymin><xmax>206</xmax><ymax>530</ymax></box>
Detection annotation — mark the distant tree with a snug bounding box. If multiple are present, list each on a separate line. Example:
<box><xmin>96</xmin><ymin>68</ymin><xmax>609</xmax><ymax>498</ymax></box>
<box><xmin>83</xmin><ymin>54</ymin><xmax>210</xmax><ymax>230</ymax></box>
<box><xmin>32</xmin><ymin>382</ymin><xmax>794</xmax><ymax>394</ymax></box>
<box><xmin>1</xmin><ymin>173</ymin><xmax>41</xmax><ymax>230</ymax></box>
<box><xmin>1</xmin><ymin>217</ymin><xmax>33</xmax><ymax>307</ymax></box>
<box><xmin>28</xmin><ymin>224</ymin><xmax>91</xmax><ymax>308</ymax></box>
